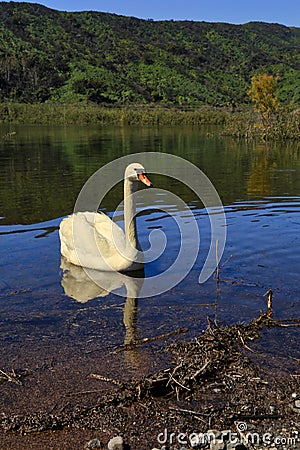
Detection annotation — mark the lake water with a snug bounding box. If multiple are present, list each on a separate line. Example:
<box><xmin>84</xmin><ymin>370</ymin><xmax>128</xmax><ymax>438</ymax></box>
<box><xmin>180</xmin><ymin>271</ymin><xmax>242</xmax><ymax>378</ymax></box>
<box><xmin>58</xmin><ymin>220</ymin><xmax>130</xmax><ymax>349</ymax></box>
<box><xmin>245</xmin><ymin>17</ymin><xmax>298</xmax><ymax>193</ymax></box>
<box><xmin>0</xmin><ymin>125</ymin><xmax>300</xmax><ymax>370</ymax></box>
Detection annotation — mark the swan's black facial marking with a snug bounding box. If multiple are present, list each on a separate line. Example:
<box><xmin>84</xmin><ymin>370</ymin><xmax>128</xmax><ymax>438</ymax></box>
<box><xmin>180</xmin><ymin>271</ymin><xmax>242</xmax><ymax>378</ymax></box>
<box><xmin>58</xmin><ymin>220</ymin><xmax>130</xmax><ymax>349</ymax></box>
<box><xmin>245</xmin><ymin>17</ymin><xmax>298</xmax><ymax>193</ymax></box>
<box><xmin>134</xmin><ymin>168</ymin><xmax>144</xmax><ymax>175</ymax></box>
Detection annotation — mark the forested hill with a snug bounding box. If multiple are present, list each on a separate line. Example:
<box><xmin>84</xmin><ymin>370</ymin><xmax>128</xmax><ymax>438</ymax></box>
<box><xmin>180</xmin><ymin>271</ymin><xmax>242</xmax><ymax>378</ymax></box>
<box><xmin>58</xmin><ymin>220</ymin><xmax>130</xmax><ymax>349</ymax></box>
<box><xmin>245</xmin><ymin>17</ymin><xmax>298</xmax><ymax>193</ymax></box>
<box><xmin>0</xmin><ymin>2</ymin><xmax>299</xmax><ymax>106</ymax></box>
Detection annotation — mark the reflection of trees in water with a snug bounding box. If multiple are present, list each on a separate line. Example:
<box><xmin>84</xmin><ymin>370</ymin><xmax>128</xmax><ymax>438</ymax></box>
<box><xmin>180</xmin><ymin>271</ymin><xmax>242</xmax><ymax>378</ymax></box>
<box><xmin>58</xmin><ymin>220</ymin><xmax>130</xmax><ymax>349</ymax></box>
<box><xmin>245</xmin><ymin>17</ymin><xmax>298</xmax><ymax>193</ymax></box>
<box><xmin>2</xmin><ymin>126</ymin><xmax>300</xmax><ymax>225</ymax></box>
<box><xmin>245</xmin><ymin>142</ymin><xmax>300</xmax><ymax>199</ymax></box>
<box><xmin>246</xmin><ymin>151</ymin><xmax>276</xmax><ymax>198</ymax></box>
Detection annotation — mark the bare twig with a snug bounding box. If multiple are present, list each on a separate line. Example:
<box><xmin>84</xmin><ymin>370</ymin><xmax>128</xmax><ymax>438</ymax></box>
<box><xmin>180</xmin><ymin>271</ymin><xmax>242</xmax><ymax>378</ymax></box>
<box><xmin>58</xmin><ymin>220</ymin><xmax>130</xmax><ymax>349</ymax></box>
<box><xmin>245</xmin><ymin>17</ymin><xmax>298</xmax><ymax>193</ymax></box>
<box><xmin>280</xmin><ymin>318</ymin><xmax>300</xmax><ymax>323</ymax></box>
<box><xmin>263</xmin><ymin>289</ymin><xmax>273</xmax><ymax>317</ymax></box>
<box><xmin>115</xmin><ymin>327</ymin><xmax>188</xmax><ymax>351</ymax></box>
<box><xmin>237</xmin><ymin>330</ymin><xmax>255</xmax><ymax>353</ymax></box>
<box><xmin>169</xmin><ymin>406</ymin><xmax>208</xmax><ymax>422</ymax></box>
<box><xmin>219</xmin><ymin>254</ymin><xmax>233</xmax><ymax>270</ymax></box>
<box><xmin>89</xmin><ymin>374</ymin><xmax>123</xmax><ymax>386</ymax></box>
<box><xmin>168</xmin><ymin>373</ymin><xmax>191</xmax><ymax>392</ymax></box>
<box><xmin>0</xmin><ymin>369</ymin><xmax>23</xmax><ymax>385</ymax></box>
<box><xmin>65</xmin><ymin>390</ymin><xmax>107</xmax><ymax>397</ymax></box>
<box><xmin>191</xmin><ymin>360</ymin><xmax>210</xmax><ymax>380</ymax></box>
<box><xmin>215</xmin><ymin>239</ymin><xmax>220</xmax><ymax>281</ymax></box>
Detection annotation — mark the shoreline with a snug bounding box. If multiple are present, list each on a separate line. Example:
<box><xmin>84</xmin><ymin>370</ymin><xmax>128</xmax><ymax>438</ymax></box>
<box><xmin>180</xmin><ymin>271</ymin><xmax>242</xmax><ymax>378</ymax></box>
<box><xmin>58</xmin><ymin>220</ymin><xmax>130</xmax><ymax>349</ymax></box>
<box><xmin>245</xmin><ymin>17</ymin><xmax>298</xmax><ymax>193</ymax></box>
<box><xmin>0</xmin><ymin>312</ymin><xmax>299</xmax><ymax>449</ymax></box>
<box><xmin>0</xmin><ymin>103</ymin><xmax>299</xmax><ymax>140</ymax></box>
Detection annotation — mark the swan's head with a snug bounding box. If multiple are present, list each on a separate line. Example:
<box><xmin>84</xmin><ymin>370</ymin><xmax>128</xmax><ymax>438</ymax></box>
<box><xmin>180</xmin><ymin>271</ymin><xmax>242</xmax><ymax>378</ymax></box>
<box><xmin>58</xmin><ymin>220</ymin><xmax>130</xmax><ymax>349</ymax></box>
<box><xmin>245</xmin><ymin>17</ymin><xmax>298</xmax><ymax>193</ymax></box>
<box><xmin>125</xmin><ymin>163</ymin><xmax>153</xmax><ymax>187</ymax></box>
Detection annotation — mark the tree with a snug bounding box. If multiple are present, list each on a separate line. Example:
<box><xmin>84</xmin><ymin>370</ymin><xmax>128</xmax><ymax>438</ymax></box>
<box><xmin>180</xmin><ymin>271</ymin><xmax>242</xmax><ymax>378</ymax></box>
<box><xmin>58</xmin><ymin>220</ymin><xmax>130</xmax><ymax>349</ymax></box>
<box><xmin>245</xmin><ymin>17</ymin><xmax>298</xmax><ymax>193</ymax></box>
<box><xmin>247</xmin><ymin>74</ymin><xmax>279</xmax><ymax>126</ymax></box>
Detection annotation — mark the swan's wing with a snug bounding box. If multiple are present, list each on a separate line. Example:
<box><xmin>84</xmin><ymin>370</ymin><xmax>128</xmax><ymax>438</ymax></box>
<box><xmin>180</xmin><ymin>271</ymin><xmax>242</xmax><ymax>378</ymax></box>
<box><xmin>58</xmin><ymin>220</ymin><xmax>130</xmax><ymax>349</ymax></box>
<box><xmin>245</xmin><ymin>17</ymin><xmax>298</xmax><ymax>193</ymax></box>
<box><xmin>60</xmin><ymin>211</ymin><xmax>126</xmax><ymax>269</ymax></box>
<box><xmin>84</xmin><ymin>212</ymin><xmax>125</xmax><ymax>256</ymax></box>
<box><xmin>74</xmin><ymin>211</ymin><xmax>125</xmax><ymax>258</ymax></box>
<box><xmin>93</xmin><ymin>212</ymin><xmax>125</xmax><ymax>242</ymax></box>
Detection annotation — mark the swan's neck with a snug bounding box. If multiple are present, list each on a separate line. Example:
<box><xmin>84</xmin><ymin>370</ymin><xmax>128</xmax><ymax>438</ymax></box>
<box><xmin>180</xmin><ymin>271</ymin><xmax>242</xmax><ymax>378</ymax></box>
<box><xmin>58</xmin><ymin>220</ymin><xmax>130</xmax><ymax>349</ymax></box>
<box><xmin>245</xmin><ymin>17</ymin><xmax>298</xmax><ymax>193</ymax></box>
<box><xmin>124</xmin><ymin>178</ymin><xmax>139</xmax><ymax>249</ymax></box>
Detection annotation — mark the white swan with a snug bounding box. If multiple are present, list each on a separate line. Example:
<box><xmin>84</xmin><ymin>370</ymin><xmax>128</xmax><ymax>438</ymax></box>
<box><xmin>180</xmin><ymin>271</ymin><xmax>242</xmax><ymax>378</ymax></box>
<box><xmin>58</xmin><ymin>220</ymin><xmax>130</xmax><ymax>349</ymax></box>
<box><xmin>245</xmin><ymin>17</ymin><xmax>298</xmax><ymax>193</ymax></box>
<box><xmin>59</xmin><ymin>163</ymin><xmax>152</xmax><ymax>272</ymax></box>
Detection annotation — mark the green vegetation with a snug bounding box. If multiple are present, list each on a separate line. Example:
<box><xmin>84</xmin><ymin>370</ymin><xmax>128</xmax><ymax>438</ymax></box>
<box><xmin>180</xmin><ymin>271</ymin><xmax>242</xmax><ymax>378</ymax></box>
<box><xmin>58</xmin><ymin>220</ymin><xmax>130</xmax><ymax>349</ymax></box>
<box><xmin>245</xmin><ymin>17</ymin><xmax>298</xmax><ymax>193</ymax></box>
<box><xmin>247</xmin><ymin>74</ymin><xmax>280</xmax><ymax>126</ymax></box>
<box><xmin>223</xmin><ymin>74</ymin><xmax>300</xmax><ymax>140</ymax></box>
<box><xmin>0</xmin><ymin>103</ymin><xmax>228</xmax><ymax>125</ymax></box>
<box><xmin>223</xmin><ymin>107</ymin><xmax>300</xmax><ymax>140</ymax></box>
<box><xmin>0</xmin><ymin>3</ymin><xmax>299</xmax><ymax>138</ymax></box>
<box><xmin>0</xmin><ymin>2</ymin><xmax>299</xmax><ymax>108</ymax></box>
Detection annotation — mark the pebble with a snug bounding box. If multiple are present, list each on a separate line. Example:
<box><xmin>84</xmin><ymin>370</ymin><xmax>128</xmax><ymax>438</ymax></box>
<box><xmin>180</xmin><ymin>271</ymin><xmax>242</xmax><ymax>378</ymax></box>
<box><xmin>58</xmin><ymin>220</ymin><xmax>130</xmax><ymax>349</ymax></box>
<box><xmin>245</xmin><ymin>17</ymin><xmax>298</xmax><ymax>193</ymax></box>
<box><xmin>227</xmin><ymin>444</ymin><xmax>247</xmax><ymax>450</ymax></box>
<box><xmin>107</xmin><ymin>436</ymin><xmax>124</xmax><ymax>450</ymax></box>
<box><xmin>207</xmin><ymin>430</ymin><xmax>224</xmax><ymax>450</ymax></box>
<box><xmin>86</xmin><ymin>439</ymin><xmax>101</xmax><ymax>448</ymax></box>
<box><xmin>190</xmin><ymin>433</ymin><xmax>208</xmax><ymax>448</ymax></box>
<box><xmin>210</xmin><ymin>441</ymin><xmax>225</xmax><ymax>450</ymax></box>
<box><xmin>226</xmin><ymin>443</ymin><xmax>237</xmax><ymax>450</ymax></box>
<box><xmin>151</xmin><ymin>448</ymin><xmax>168</xmax><ymax>450</ymax></box>
<box><xmin>290</xmin><ymin>402</ymin><xmax>300</xmax><ymax>413</ymax></box>
<box><xmin>292</xmin><ymin>392</ymin><xmax>297</xmax><ymax>399</ymax></box>
<box><xmin>190</xmin><ymin>434</ymin><xmax>200</xmax><ymax>448</ymax></box>
<box><xmin>207</xmin><ymin>429</ymin><xmax>222</xmax><ymax>439</ymax></box>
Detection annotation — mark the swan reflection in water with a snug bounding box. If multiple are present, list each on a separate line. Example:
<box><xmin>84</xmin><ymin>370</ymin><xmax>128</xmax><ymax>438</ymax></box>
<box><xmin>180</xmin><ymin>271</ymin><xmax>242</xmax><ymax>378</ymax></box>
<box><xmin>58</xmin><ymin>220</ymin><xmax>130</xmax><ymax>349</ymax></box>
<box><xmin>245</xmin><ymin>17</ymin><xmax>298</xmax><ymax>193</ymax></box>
<box><xmin>60</xmin><ymin>257</ymin><xmax>144</xmax><ymax>345</ymax></box>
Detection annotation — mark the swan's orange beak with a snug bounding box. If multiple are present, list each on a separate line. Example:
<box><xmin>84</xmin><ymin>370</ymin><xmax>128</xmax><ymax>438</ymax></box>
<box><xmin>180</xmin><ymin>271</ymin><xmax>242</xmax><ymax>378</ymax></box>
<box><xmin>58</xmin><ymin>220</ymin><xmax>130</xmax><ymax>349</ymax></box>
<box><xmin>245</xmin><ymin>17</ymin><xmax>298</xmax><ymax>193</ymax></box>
<box><xmin>138</xmin><ymin>172</ymin><xmax>153</xmax><ymax>187</ymax></box>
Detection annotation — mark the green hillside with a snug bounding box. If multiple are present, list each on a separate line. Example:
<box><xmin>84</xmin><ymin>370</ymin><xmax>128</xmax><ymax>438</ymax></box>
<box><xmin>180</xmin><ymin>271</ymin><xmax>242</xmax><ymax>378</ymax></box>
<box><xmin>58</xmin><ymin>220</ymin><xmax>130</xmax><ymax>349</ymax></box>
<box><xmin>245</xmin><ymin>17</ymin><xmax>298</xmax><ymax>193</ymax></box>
<box><xmin>0</xmin><ymin>2</ymin><xmax>299</xmax><ymax>106</ymax></box>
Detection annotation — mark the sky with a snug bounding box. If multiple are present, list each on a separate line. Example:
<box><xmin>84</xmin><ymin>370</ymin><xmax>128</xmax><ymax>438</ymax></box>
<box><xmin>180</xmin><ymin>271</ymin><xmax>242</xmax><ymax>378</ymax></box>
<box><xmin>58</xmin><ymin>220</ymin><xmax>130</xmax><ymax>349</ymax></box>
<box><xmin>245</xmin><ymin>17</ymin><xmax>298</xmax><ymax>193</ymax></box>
<box><xmin>4</xmin><ymin>0</ymin><xmax>300</xmax><ymax>27</ymax></box>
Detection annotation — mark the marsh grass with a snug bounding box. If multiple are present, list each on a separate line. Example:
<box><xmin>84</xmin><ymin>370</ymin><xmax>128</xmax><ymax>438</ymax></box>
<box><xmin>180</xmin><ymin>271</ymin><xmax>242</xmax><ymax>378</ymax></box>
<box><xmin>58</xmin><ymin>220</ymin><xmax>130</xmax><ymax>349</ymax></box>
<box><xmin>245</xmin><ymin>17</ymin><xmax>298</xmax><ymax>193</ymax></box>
<box><xmin>0</xmin><ymin>103</ymin><xmax>227</xmax><ymax>126</ymax></box>
<box><xmin>0</xmin><ymin>103</ymin><xmax>299</xmax><ymax>140</ymax></box>
<box><xmin>224</xmin><ymin>108</ymin><xmax>300</xmax><ymax>140</ymax></box>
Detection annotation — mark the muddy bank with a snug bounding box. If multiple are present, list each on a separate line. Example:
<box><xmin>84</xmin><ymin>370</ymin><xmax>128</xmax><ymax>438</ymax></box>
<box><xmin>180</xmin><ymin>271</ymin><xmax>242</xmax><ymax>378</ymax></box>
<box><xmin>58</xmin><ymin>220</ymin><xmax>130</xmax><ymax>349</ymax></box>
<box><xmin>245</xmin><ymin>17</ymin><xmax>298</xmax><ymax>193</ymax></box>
<box><xmin>0</xmin><ymin>313</ymin><xmax>299</xmax><ymax>449</ymax></box>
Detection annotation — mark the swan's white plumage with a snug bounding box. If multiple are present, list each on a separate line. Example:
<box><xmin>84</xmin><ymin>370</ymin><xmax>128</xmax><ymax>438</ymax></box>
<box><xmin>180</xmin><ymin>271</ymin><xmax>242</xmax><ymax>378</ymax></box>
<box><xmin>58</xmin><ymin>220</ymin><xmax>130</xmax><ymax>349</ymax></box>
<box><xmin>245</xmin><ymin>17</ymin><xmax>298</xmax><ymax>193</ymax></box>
<box><xmin>59</xmin><ymin>211</ymin><xmax>129</xmax><ymax>271</ymax></box>
<box><xmin>59</xmin><ymin>163</ymin><xmax>152</xmax><ymax>272</ymax></box>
